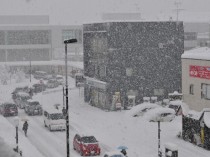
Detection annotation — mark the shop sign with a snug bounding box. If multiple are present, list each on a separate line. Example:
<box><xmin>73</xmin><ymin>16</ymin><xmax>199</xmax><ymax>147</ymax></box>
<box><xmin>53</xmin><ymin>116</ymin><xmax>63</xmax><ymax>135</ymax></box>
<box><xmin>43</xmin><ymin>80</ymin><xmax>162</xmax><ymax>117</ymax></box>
<box><xmin>190</xmin><ymin>65</ymin><xmax>210</xmax><ymax>80</ymax></box>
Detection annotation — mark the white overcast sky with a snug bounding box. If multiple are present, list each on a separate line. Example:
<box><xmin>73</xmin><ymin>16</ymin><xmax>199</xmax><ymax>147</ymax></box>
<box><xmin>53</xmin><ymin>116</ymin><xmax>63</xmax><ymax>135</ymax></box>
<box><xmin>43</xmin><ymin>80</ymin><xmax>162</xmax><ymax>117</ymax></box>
<box><xmin>0</xmin><ymin>0</ymin><xmax>210</xmax><ymax>24</ymax></box>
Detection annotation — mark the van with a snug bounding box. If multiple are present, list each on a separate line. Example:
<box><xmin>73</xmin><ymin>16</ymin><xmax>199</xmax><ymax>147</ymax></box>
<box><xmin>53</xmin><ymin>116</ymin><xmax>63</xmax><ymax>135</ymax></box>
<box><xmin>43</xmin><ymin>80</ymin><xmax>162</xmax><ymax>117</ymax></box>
<box><xmin>43</xmin><ymin>108</ymin><xmax>65</xmax><ymax>131</ymax></box>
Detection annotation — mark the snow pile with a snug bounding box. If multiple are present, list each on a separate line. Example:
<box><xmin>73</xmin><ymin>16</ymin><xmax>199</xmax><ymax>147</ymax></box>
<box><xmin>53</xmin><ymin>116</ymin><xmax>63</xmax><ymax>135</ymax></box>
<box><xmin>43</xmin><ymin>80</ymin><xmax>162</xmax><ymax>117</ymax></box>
<box><xmin>0</xmin><ymin>137</ymin><xmax>20</xmax><ymax>157</ymax></box>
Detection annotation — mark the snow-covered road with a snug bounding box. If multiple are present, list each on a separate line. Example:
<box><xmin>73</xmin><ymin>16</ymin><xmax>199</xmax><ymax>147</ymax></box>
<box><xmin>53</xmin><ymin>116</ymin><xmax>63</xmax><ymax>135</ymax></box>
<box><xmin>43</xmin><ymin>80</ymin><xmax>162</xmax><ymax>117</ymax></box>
<box><xmin>1</xmin><ymin>77</ymin><xmax>210</xmax><ymax>157</ymax></box>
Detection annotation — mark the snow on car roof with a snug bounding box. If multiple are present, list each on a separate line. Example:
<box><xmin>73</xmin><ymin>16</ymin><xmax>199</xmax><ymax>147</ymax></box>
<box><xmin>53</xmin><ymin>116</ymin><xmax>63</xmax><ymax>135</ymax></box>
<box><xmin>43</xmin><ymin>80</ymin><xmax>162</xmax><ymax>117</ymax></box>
<box><xmin>127</xmin><ymin>102</ymin><xmax>160</xmax><ymax>117</ymax></box>
<box><xmin>27</xmin><ymin>99</ymin><xmax>39</xmax><ymax>103</ymax></box>
<box><xmin>144</xmin><ymin>107</ymin><xmax>175</xmax><ymax>120</ymax></box>
<box><xmin>43</xmin><ymin>108</ymin><xmax>63</xmax><ymax>114</ymax></box>
<box><xmin>169</xmin><ymin>100</ymin><xmax>183</xmax><ymax>106</ymax></box>
<box><xmin>164</xmin><ymin>143</ymin><xmax>178</xmax><ymax>151</ymax></box>
<box><xmin>104</xmin><ymin>151</ymin><xmax>125</xmax><ymax>156</ymax></box>
<box><xmin>17</xmin><ymin>92</ymin><xmax>30</xmax><ymax>96</ymax></box>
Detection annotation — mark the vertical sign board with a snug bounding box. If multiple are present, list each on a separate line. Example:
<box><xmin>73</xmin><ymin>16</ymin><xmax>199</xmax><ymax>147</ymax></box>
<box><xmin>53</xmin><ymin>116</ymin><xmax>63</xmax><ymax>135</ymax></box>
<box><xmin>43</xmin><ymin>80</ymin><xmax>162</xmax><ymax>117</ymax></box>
<box><xmin>189</xmin><ymin>65</ymin><xmax>210</xmax><ymax>80</ymax></box>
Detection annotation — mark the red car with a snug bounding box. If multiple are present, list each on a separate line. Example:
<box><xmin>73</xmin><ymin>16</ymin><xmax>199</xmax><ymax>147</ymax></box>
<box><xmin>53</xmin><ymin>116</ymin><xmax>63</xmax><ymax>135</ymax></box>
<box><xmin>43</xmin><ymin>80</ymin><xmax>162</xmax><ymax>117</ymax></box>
<box><xmin>0</xmin><ymin>102</ymin><xmax>18</xmax><ymax>117</ymax></box>
<box><xmin>73</xmin><ymin>134</ymin><xmax>101</xmax><ymax>156</ymax></box>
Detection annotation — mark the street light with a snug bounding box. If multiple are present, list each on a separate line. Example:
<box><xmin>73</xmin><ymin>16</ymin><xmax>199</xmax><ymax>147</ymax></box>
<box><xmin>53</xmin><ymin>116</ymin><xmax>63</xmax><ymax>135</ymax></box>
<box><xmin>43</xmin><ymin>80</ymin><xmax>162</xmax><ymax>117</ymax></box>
<box><xmin>63</xmin><ymin>38</ymin><xmax>77</xmax><ymax>157</ymax></box>
<box><xmin>14</xmin><ymin>117</ymin><xmax>19</xmax><ymax>153</ymax></box>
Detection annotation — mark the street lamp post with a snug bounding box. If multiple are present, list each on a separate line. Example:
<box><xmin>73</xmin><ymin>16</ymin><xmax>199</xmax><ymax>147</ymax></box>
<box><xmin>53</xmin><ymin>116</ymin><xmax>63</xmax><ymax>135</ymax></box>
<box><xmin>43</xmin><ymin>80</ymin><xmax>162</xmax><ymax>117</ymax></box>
<box><xmin>14</xmin><ymin>117</ymin><xmax>19</xmax><ymax>153</ymax></box>
<box><xmin>158</xmin><ymin>121</ymin><xmax>162</xmax><ymax>157</ymax></box>
<box><xmin>30</xmin><ymin>51</ymin><xmax>31</xmax><ymax>83</ymax></box>
<box><xmin>63</xmin><ymin>38</ymin><xmax>77</xmax><ymax>157</ymax></box>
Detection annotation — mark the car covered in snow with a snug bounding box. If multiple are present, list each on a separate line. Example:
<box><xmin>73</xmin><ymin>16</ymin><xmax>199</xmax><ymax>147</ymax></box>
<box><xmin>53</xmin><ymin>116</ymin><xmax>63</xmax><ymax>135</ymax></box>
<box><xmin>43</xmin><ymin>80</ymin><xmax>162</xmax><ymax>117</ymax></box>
<box><xmin>103</xmin><ymin>151</ymin><xmax>126</xmax><ymax>157</ymax></box>
<box><xmin>14</xmin><ymin>92</ymin><xmax>31</xmax><ymax>109</ymax></box>
<box><xmin>144</xmin><ymin>107</ymin><xmax>175</xmax><ymax>122</ymax></box>
<box><xmin>55</xmin><ymin>75</ymin><xmax>64</xmax><ymax>85</ymax></box>
<box><xmin>0</xmin><ymin>102</ymin><xmax>18</xmax><ymax>117</ymax></box>
<box><xmin>24</xmin><ymin>99</ymin><xmax>43</xmax><ymax>115</ymax></box>
<box><xmin>73</xmin><ymin>134</ymin><xmax>101</xmax><ymax>156</ymax></box>
<box><xmin>127</xmin><ymin>102</ymin><xmax>161</xmax><ymax>117</ymax></box>
<box><xmin>43</xmin><ymin>107</ymin><xmax>65</xmax><ymax>131</ymax></box>
<box><xmin>167</xmin><ymin>100</ymin><xmax>183</xmax><ymax>113</ymax></box>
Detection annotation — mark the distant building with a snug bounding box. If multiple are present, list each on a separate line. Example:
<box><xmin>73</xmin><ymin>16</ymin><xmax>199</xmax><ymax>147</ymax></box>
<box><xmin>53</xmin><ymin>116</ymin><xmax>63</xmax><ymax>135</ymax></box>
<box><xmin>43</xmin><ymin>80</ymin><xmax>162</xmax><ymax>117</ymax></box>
<box><xmin>182</xmin><ymin>47</ymin><xmax>210</xmax><ymax>111</ymax></box>
<box><xmin>0</xmin><ymin>15</ymin><xmax>83</xmax><ymax>62</ymax></box>
<box><xmin>184</xmin><ymin>22</ymin><xmax>210</xmax><ymax>50</ymax></box>
<box><xmin>83</xmin><ymin>21</ymin><xmax>184</xmax><ymax>110</ymax></box>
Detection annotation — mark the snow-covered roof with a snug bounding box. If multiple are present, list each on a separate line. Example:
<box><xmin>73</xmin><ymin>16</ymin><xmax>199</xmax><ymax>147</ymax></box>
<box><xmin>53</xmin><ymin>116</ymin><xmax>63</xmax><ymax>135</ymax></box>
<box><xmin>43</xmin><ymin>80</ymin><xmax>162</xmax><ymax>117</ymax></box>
<box><xmin>204</xmin><ymin>112</ymin><xmax>210</xmax><ymax>128</ymax></box>
<box><xmin>168</xmin><ymin>91</ymin><xmax>182</xmax><ymax>96</ymax></box>
<box><xmin>182</xmin><ymin>47</ymin><xmax>210</xmax><ymax>60</ymax></box>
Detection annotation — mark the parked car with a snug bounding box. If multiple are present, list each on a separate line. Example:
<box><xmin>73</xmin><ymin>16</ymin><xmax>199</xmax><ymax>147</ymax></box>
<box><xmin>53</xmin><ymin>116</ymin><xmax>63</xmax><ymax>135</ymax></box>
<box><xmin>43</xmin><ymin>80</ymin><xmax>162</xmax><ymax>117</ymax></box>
<box><xmin>32</xmin><ymin>83</ymin><xmax>46</xmax><ymax>93</ymax></box>
<box><xmin>167</xmin><ymin>100</ymin><xmax>183</xmax><ymax>113</ymax></box>
<box><xmin>46</xmin><ymin>79</ymin><xmax>59</xmax><ymax>88</ymax></box>
<box><xmin>144</xmin><ymin>107</ymin><xmax>175</xmax><ymax>122</ymax></box>
<box><xmin>127</xmin><ymin>102</ymin><xmax>160</xmax><ymax>117</ymax></box>
<box><xmin>75</xmin><ymin>73</ymin><xmax>85</xmax><ymax>87</ymax></box>
<box><xmin>0</xmin><ymin>102</ymin><xmax>18</xmax><ymax>117</ymax></box>
<box><xmin>33</xmin><ymin>71</ymin><xmax>48</xmax><ymax>80</ymax></box>
<box><xmin>73</xmin><ymin>134</ymin><xmax>101</xmax><ymax>156</ymax></box>
<box><xmin>13</xmin><ymin>92</ymin><xmax>31</xmax><ymax>109</ymax></box>
<box><xmin>24</xmin><ymin>99</ymin><xmax>43</xmax><ymax>115</ymax></box>
<box><xmin>103</xmin><ymin>151</ymin><xmax>126</xmax><ymax>157</ymax></box>
<box><xmin>56</xmin><ymin>75</ymin><xmax>64</xmax><ymax>85</ymax></box>
<box><xmin>12</xmin><ymin>86</ymin><xmax>30</xmax><ymax>100</ymax></box>
<box><xmin>43</xmin><ymin>107</ymin><xmax>65</xmax><ymax>131</ymax></box>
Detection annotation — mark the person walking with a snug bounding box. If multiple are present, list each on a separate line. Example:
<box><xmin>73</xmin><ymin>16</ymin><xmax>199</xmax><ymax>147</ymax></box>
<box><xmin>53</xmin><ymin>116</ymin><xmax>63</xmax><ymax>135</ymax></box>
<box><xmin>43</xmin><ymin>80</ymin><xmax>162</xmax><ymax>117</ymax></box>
<box><xmin>22</xmin><ymin>121</ymin><xmax>28</xmax><ymax>137</ymax></box>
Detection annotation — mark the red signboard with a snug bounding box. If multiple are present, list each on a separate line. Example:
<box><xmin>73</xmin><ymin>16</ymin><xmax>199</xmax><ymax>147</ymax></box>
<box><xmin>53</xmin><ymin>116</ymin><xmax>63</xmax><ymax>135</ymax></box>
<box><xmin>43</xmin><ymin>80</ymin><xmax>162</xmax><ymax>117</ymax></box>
<box><xmin>190</xmin><ymin>65</ymin><xmax>210</xmax><ymax>80</ymax></box>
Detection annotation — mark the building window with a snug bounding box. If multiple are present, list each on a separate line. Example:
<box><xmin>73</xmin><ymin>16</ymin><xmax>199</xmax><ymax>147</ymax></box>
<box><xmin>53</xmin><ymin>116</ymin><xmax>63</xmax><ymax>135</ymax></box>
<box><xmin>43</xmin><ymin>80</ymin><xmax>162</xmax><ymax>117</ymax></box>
<box><xmin>189</xmin><ymin>84</ymin><xmax>194</xmax><ymax>95</ymax></box>
<box><xmin>126</xmin><ymin>68</ymin><xmax>133</xmax><ymax>76</ymax></box>
<box><xmin>201</xmin><ymin>83</ymin><xmax>210</xmax><ymax>100</ymax></box>
<box><xmin>99</xmin><ymin>66</ymin><xmax>106</xmax><ymax>77</ymax></box>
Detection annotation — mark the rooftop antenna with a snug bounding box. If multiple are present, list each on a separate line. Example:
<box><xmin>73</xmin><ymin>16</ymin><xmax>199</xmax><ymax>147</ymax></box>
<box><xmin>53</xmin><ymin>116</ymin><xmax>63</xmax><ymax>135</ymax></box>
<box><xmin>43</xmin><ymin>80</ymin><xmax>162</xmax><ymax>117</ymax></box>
<box><xmin>173</xmin><ymin>1</ymin><xmax>184</xmax><ymax>22</ymax></box>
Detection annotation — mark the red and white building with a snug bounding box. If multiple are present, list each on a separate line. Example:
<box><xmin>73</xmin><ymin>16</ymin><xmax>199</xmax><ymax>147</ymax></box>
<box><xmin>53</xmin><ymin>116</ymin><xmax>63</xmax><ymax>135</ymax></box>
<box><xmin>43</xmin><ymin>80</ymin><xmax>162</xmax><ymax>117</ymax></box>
<box><xmin>182</xmin><ymin>47</ymin><xmax>210</xmax><ymax>111</ymax></box>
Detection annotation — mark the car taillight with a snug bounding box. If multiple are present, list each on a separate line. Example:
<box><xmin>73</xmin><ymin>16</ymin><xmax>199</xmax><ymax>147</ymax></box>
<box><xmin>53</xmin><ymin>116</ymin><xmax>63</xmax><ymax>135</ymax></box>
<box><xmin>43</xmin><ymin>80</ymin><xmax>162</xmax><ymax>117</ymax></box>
<box><xmin>82</xmin><ymin>145</ymin><xmax>87</xmax><ymax>150</ymax></box>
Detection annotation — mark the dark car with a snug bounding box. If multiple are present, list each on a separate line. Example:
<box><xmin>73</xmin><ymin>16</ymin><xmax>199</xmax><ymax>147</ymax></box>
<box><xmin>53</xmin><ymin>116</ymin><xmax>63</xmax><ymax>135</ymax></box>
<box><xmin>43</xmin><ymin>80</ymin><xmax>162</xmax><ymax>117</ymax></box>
<box><xmin>73</xmin><ymin>134</ymin><xmax>101</xmax><ymax>156</ymax></box>
<box><xmin>32</xmin><ymin>83</ymin><xmax>46</xmax><ymax>93</ymax></box>
<box><xmin>24</xmin><ymin>99</ymin><xmax>43</xmax><ymax>116</ymax></box>
<box><xmin>46</xmin><ymin>79</ymin><xmax>59</xmax><ymax>88</ymax></box>
<box><xmin>0</xmin><ymin>102</ymin><xmax>18</xmax><ymax>117</ymax></box>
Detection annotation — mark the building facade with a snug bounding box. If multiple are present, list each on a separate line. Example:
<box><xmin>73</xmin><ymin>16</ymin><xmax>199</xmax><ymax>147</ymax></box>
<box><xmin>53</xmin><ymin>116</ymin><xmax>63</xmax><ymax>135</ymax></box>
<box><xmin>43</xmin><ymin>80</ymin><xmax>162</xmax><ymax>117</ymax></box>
<box><xmin>83</xmin><ymin>21</ymin><xmax>184</xmax><ymax>110</ymax></box>
<box><xmin>182</xmin><ymin>47</ymin><xmax>210</xmax><ymax>111</ymax></box>
<box><xmin>0</xmin><ymin>15</ymin><xmax>83</xmax><ymax>62</ymax></box>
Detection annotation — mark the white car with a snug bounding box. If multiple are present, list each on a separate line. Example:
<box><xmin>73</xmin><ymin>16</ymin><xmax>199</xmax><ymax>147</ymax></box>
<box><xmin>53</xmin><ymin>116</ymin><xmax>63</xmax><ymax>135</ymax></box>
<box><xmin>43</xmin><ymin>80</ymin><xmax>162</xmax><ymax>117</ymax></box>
<box><xmin>128</xmin><ymin>102</ymin><xmax>160</xmax><ymax>117</ymax></box>
<box><xmin>56</xmin><ymin>75</ymin><xmax>64</xmax><ymax>85</ymax></box>
<box><xmin>103</xmin><ymin>151</ymin><xmax>126</xmax><ymax>157</ymax></box>
<box><xmin>144</xmin><ymin>107</ymin><xmax>175</xmax><ymax>122</ymax></box>
<box><xmin>43</xmin><ymin>107</ymin><xmax>65</xmax><ymax>131</ymax></box>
